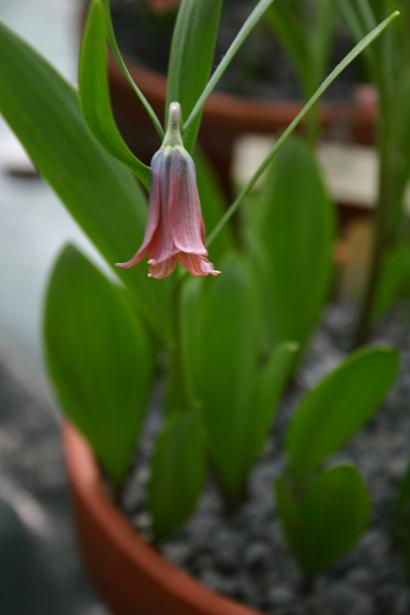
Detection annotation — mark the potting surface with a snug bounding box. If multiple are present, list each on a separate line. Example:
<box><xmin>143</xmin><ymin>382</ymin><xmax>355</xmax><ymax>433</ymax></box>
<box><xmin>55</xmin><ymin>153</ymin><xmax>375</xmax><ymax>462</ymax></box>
<box><xmin>120</xmin><ymin>303</ymin><xmax>410</xmax><ymax>615</ymax></box>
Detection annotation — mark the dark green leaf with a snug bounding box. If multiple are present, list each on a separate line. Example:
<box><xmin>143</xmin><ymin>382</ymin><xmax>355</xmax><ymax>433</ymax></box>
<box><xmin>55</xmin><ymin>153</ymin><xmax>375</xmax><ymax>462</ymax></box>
<box><xmin>276</xmin><ymin>464</ymin><xmax>370</xmax><ymax>578</ymax></box>
<box><xmin>149</xmin><ymin>411</ymin><xmax>206</xmax><ymax>540</ymax></box>
<box><xmin>258</xmin><ymin>137</ymin><xmax>335</xmax><ymax>349</ymax></box>
<box><xmin>287</xmin><ymin>345</ymin><xmax>399</xmax><ymax>481</ymax></box>
<box><xmin>0</xmin><ymin>20</ymin><xmax>172</xmax><ymax>343</ymax></box>
<box><xmin>240</xmin><ymin>341</ymin><xmax>298</xmax><ymax>473</ymax></box>
<box><xmin>166</xmin><ymin>0</ymin><xmax>223</xmax><ymax>151</ymax></box>
<box><xmin>79</xmin><ymin>0</ymin><xmax>150</xmax><ymax>187</ymax></box>
<box><xmin>299</xmin><ymin>463</ymin><xmax>370</xmax><ymax>577</ymax></box>
<box><xmin>197</xmin><ymin>255</ymin><xmax>262</xmax><ymax>496</ymax></box>
<box><xmin>44</xmin><ymin>245</ymin><xmax>154</xmax><ymax>484</ymax></box>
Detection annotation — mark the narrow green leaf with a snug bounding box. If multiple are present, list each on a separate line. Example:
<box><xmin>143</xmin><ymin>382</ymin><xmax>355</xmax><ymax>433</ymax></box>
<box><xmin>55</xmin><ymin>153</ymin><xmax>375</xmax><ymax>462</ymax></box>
<box><xmin>149</xmin><ymin>411</ymin><xmax>206</xmax><ymax>540</ymax></box>
<box><xmin>300</xmin><ymin>463</ymin><xmax>370</xmax><ymax>577</ymax></box>
<box><xmin>44</xmin><ymin>245</ymin><xmax>154</xmax><ymax>484</ymax></box>
<box><xmin>208</xmin><ymin>10</ymin><xmax>400</xmax><ymax>245</ymax></box>
<box><xmin>258</xmin><ymin>137</ymin><xmax>335</xmax><ymax>349</ymax></box>
<box><xmin>0</xmin><ymin>20</ymin><xmax>172</xmax><ymax>343</ymax></box>
<box><xmin>167</xmin><ymin>0</ymin><xmax>223</xmax><ymax>152</ymax></box>
<box><xmin>79</xmin><ymin>0</ymin><xmax>150</xmax><ymax>187</ymax></box>
<box><xmin>287</xmin><ymin>345</ymin><xmax>399</xmax><ymax>481</ymax></box>
<box><xmin>184</xmin><ymin>0</ymin><xmax>275</xmax><ymax>136</ymax></box>
<box><xmin>197</xmin><ymin>255</ymin><xmax>262</xmax><ymax>496</ymax></box>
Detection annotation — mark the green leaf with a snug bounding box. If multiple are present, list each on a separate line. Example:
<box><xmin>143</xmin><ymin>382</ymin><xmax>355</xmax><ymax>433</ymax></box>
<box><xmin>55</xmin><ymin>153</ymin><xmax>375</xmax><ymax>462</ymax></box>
<box><xmin>240</xmin><ymin>341</ymin><xmax>298</xmax><ymax>474</ymax></box>
<box><xmin>0</xmin><ymin>20</ymin><xmax>172</xmax><ymax>343</ymax></box>
<box><xmin>194</xmin><ymin>151</ymin><xmax>233</xmax><ymax>261</ymax></box>
<box><xmin>258</xmin><ymin>137</ymin><xmax>335</xmax><ymax>348</ymax></box>
<box><xmin>197</xmin><ymin>255</ymin><xmax>262</xmax><ymax>497</ymax></box>
<box><xmin>44</xmin><ymin>245</ymin><xmax>154</xmax><ymax>484</ymax></box>
<box><xmin>79</xmin><ymin>0</ymin><xmax>150</xmax><ymax>187</ymax></box>
<box><xmin>278</xmin><ymin>464</ymin><xmax>370</xmax><ymax>578</ymax></box>
<box><xmin>166</xmin><ymin>0</ymin><xmax>223</xmax><ymax>151</ymax></box>
<box><xmin>149</xmin><ymin>411</ymin><xmax>206</xmax><ymax>540</ymax></box>
<box><xmin>287</xmin><ymin>345</ymin><xmax>399</xmax><ymax>481</ymax></box>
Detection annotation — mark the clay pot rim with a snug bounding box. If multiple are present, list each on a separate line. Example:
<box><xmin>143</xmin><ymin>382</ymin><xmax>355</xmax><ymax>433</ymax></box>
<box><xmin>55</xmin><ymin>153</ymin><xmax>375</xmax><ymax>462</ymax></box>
<box><xmin>63</xmin><ymin>422</ymin><xmax>262</xmax><ymax>615</ymax></box>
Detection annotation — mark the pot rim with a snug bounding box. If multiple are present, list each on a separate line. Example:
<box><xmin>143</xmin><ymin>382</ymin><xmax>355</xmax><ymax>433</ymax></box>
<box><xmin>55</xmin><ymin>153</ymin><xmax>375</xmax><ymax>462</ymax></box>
<box><xmin>63</xmin><ymin>422</ymin><xmax>263</xmax><ymax>615</ymax></box>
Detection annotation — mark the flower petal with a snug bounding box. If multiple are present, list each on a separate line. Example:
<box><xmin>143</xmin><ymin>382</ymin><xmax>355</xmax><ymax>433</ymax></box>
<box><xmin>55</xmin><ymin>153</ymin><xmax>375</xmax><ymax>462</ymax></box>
<box><xmin>178</xmin><ymin>253</ymin><xmax>220</xmax><ymax>277</ymax></box>
<box><xmin>148</xmin><ymin>256</ymin><xmax>177</xmax><ymax>279</ymax></box>
<box><xmin>168</xmin><ymin>151</ymin><xmax>208</xmax><ymax>255</ymax></box>
<box><xmin>116</xmin><ymin>151</ymin><xmax>163</xmax><ymax>269</ymax></box>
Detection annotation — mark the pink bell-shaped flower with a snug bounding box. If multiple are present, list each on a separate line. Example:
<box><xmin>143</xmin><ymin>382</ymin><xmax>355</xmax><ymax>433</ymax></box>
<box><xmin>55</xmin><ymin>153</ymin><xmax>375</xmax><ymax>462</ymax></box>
<box><xmin>117</xmin><ymin>102</ymin><xmax>220</xmax><ymax>279</ymax></box>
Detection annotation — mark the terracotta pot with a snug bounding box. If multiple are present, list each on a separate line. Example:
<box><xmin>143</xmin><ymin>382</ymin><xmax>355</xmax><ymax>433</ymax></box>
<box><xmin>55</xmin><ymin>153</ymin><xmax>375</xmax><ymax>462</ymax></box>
<box><xmin>63</xmin><ymin>423</ymin><xmax>263</xmax><ymax>615</ymax></box>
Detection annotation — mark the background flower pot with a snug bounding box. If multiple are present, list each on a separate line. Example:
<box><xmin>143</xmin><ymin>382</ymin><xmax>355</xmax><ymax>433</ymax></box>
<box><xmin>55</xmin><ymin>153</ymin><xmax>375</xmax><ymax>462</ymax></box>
<box><xmin>108</xmin><ymin>52</ymin><xmax>377</xmax><ymax>199</ymax></box>
<box><xmin>63</xmin><ymin>423</ymin><xmax>263</xmax><ymax>615</ymax></box>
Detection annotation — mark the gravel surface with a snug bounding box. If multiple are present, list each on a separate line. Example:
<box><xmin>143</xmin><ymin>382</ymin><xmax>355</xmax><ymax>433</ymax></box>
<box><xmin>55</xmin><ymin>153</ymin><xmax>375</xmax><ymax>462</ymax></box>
<box><xmin>121</xmin><ymin>303</ymin><xmax>410</xmax><ymax>615</ymax></box>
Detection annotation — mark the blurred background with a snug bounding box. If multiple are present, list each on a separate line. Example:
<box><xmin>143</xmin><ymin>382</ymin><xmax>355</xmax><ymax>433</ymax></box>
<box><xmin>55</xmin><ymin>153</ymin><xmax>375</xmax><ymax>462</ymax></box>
<box><xmin>0</xmin><ymin>0</ymin><xmax>106</xmax><ymax>612</ymax></box>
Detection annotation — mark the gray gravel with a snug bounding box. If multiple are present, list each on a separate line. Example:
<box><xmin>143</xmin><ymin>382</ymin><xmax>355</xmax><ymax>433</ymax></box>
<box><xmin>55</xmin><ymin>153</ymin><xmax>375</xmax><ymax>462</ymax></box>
<box><xmin>122</xmin><ymin>303</ymin><xmax>410</xmax><ymax>615</ymax></box>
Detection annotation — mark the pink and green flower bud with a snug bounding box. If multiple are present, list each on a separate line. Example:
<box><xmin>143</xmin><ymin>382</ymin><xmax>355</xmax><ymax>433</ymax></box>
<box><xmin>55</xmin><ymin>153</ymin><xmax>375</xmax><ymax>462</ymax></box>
<box><xmin>116</xmin><ymin>102</ymin><xmax>220</xmax><ymax>279</ymax></box>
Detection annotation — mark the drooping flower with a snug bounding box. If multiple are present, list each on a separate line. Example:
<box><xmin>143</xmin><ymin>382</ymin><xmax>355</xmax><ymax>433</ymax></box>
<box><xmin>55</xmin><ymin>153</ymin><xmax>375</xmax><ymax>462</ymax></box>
<box><xmin>116</xmin><ymin>102</ymin><xmax>220</xmax><ymax>279</ymax></box>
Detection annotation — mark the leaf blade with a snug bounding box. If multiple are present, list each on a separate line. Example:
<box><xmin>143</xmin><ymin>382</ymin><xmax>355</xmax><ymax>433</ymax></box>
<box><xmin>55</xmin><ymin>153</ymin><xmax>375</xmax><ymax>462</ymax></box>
<box><xmin>79</xmin><ymin>0</ymin><xmax>150</xmax><ymax>187</ymax></box>
<box><xmin>287</xmin><ymin>345</ymin><xmax>399</xmax><ymax>481</ymax></box>
<box><xmin>44</xmin><ymin>245</ymin><xmax>154</xmax><ymax>484</ymax></box>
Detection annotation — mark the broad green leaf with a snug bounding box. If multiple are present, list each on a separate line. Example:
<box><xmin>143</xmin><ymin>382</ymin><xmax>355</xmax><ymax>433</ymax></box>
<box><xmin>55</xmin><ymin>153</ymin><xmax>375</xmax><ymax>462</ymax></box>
<box><xmin>276</xmin><ymin>465</ymin><xmax>370</xmax><ymax>578</ymax></box>
<box><xmin>149</xmin><ymin>411</ymin><xmax>206</xmax><ymax>540</ymax></box>
<box><xmin>79</xmin><ymin>0</ymin><xmax>150</xmax><ymax>187</ymax></box>
<box><xmin>239</xmin><ymin>341</ymin><xmax>298</xmax><ymax>475</ymax></box>
<box><xmin>44</xmin><ymin>245</ymin><xmax>154</xmax><ymax>484</ymax></box>
<box><xmin>197</xmin><ymin>255</ymin><xmax>262</xmax><ymax>497</ymax></box>
<box><xmin>287</xmin><ymin>345</ymin><xmax>399</xmax><ymax>481</ymax></box>
<box><xmin>0</xmin><ymin>21</ymin><xmax>172</xmax><ymax>343</ymax></box>
<box><xmin>258</xmin><ymin>137</ymin><xmax>335</xmax><ymax>348</ymax></box>
<box><xmin>195</xmin><ymin>151</ymin><xmax>233</xmax><ymax>261</ymax></box>
<box><xmin>300</xmin><ymin>463</ymin><xmax>370</xmax><ymax>576</ymax></box>
<box><xmin>166</xmin><ymin>0</ymin><xmax>223</xmax><ymax>151</ymax></box>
